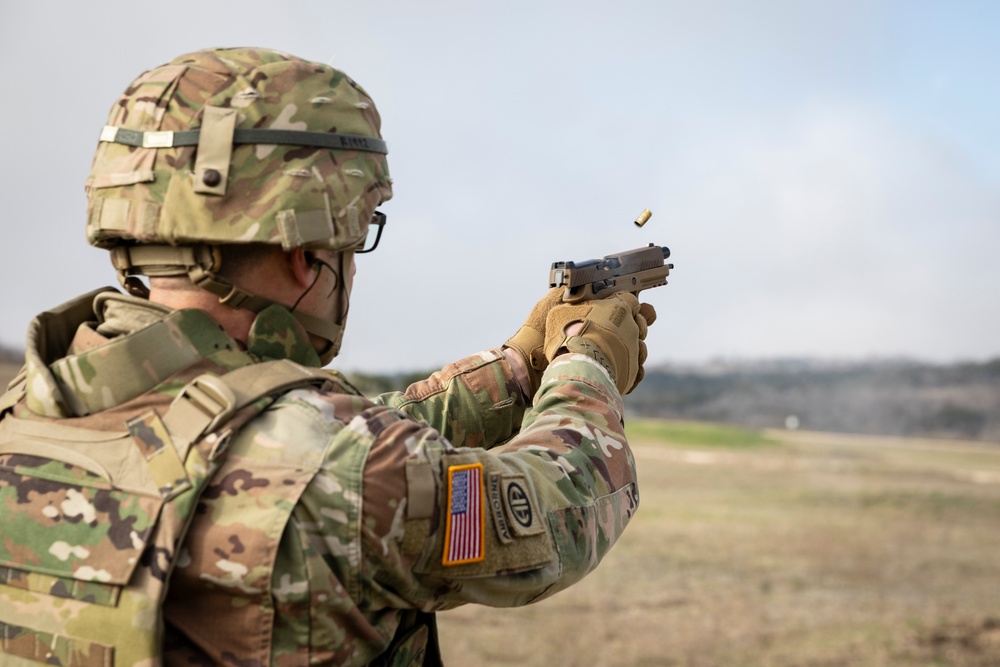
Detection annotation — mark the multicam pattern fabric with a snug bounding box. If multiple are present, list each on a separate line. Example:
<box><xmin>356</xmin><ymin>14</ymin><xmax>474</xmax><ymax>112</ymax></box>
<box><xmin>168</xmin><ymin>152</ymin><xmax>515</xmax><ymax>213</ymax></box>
<box><xmin>86</xmin><ymin>47</ymin><xmax>392</xmax><ymax>253</ymax></box>
<box><xmin>0</xmin><ymin>291</ymin><xmax>638</xmax><ymax>666</ymax></box>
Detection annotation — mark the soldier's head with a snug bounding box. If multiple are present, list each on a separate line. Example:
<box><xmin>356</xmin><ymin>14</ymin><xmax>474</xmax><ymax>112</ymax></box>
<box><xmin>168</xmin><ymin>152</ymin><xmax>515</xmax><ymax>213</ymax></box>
<box><xmin>85</xmin><ymin>47</ymin><xmax>393</xmax><ymax>364</ymax></box>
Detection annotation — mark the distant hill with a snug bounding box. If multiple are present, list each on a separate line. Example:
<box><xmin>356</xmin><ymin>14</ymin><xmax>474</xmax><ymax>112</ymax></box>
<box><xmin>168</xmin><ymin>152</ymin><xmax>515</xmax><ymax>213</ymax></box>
<box><xmin>626</xmin><ymin>358</ymin><xmax>1000</xmax><ymax>442</ymax></box>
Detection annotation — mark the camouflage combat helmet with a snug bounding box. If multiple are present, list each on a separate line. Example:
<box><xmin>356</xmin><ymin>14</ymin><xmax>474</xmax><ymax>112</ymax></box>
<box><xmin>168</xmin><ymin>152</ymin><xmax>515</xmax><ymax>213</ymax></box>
<box><xmin>85</xmin><ymin>47</ymin><xmax>393</xmax><ymax>362</ymax></box>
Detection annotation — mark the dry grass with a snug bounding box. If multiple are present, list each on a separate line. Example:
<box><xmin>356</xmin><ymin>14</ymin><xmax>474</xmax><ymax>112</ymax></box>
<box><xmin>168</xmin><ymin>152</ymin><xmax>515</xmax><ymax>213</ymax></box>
<box><xmin>438</xmin><ymin>420</ymin><xmax>1000</xmax><ymax>666</ymax></box>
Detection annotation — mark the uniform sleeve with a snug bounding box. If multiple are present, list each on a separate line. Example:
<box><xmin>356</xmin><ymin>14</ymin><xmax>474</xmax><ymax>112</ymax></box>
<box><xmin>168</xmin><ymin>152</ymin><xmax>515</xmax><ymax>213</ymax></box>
<box><xmin>358</xmin><ymin>352</ymin><xmax>638</xmax><ymax>612</ymax></box>
<box><xmin>371</xmin><ymin>349</ymin><xmax>528</xmax><ymax>449</ymax></box>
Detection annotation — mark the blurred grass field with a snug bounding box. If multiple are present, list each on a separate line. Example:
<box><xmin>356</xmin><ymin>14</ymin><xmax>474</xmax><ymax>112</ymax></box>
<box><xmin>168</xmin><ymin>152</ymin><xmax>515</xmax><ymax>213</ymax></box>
<box><xmin>438</xmin><ymin>419</ymin><xmax>1000</xmax><ymax>666</ymax></box>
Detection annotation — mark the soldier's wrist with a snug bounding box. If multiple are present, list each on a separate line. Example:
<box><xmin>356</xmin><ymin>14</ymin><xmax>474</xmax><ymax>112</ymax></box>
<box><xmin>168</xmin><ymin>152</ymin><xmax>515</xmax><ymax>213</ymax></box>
<box><xmin>560</xmin><ymin>336</ymin><xmax>617</xmax><ymax>382</ymax></box>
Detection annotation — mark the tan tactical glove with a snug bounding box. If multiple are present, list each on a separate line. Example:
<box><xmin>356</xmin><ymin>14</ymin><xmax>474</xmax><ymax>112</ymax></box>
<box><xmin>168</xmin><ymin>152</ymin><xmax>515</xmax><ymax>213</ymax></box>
<box><xmin>544</xmin><ymin>293</ymin><xmax>657</xmax><ymax>395</ymax></box>
<box><xmin>503</xmin><ymin>288</ymin><xmax>565</xmax><ymax>396</ymax></box>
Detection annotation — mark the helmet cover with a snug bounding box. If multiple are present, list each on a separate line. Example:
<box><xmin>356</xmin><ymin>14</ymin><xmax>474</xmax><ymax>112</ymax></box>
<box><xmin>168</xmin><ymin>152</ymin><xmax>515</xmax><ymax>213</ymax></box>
<box><xmin>86</xmin><ymin>47</ymin><xmax>392</xmax><ymax>252</ymax></box>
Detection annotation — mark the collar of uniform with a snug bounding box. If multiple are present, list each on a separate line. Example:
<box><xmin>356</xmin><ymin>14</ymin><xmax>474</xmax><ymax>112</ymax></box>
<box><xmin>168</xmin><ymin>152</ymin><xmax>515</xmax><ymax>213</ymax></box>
<box><xmin>25</xmin><ymin>291</ymin><xmax>254</xmax><ymax>418</ymax></box>
<box><xmin>93</xmin><ymin>290</ymin><xmax>174</xmax><ymax>338</ymax></box>
<box><xmin>245</xmin><ymin>303</ymin><xmax>323</xmax><ymax>368</ymax></box>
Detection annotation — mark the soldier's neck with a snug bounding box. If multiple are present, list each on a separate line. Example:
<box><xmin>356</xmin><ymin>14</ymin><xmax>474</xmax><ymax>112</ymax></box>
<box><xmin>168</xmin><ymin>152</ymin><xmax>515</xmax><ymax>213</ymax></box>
<box><xmin>149</xmin><ymin>279</ymin><xmax>256</xmax><ymax>345</ymax></box>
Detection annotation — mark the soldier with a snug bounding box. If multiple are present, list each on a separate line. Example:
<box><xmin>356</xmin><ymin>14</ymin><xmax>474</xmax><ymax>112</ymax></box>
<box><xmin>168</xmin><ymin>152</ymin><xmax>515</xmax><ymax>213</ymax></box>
<box><xmin>0</xmin><ymin>48</ymin><xmax>655</xmax><ymax>666</ymax></box>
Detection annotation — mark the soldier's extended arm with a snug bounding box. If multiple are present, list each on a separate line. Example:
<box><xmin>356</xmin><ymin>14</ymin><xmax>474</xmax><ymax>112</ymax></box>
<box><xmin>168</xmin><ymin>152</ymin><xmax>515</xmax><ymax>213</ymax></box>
<box><xmin>400</xmin><ymin>353</ymin><xmax>636</xmax><ymax>609</ymax></box>
<box><xmin>371</xmin><ymin>293</ymin><xmax>649</xmax><ymax>610</ymax></box>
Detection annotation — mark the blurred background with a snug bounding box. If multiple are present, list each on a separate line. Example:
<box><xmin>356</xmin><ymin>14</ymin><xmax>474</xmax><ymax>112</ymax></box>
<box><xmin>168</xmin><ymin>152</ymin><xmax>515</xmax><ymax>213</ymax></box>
<box><xmin>2</xmin><ymin>2</ymin><xmax>998</xmax><ymax>664</ymax></box>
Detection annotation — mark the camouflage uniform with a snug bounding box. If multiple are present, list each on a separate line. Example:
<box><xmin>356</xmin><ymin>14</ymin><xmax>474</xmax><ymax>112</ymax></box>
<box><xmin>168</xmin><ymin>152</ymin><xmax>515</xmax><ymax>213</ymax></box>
<box><xmin>0</xmin><ymin>47</ymin><xmax>640</xmax><ymax>666</ymax></box>
<box><xmin>1</xmin><ymin>288</ymin><xmax>637</xmax><ymax>665</ymax></box>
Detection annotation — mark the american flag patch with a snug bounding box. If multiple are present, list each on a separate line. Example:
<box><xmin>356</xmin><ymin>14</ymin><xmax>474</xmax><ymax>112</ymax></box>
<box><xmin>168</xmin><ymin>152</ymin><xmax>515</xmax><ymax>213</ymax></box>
<box><xmin>442</xmin><ymin>463</ymin><xmax>485</xmax><ymax>566</ymax></box>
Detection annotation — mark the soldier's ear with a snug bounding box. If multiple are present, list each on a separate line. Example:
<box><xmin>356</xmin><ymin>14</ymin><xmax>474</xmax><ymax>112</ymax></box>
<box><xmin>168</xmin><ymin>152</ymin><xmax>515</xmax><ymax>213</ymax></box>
<box><xmin>288</xmin><ymin>248</ymin><xmax>316</xmax><ymax>289</ymax></box>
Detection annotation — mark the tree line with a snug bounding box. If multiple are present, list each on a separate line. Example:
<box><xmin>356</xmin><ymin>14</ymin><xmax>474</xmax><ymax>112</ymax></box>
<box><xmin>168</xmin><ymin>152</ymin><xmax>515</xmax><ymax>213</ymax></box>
<box><xmin>626</xmin><ymin>358</ymin><xmax>1000</xmax><ymax>442</ymax></box>
<box><xmin>3</xmin><ymin>343</ymin><xmax>998</xmax><ymax>442</ymax></box>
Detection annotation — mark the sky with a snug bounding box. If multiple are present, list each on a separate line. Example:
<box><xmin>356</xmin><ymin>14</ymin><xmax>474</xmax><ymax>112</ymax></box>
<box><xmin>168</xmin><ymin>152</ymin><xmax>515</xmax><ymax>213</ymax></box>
<box><xmin>0</xmin><ymin>1</ymin><xmax>997</xmax><ymax>373</ymax></box>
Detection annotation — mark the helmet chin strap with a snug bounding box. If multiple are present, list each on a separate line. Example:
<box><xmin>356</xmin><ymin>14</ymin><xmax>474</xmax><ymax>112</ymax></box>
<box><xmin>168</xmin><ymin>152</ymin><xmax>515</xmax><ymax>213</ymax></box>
<box><xmin>288</xmin><ymin>309</ymin><xmax>344</xmax><ymax>365</ymax></box>
<box><xmin>289</xmin><ymin>252</ymin><xmax>351</xmax><ymax>365</ymax></box>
